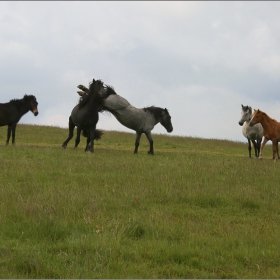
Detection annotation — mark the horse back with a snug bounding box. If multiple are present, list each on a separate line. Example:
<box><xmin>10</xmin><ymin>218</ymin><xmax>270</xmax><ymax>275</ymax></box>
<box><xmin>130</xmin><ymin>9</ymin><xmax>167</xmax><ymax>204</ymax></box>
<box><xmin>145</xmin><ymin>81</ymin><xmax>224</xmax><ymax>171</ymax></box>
<box><xmin>0</xmin><ymin>102</ymin><xmax>20</xmax><ymax>126</ymax></box>
<box><xmin>103</xmin><ymin>94</ymin><xmax>131</xmax><ymax>111</ymax></box>
<box><xmin>262</xmin><ymin>120</ymin><xmax>280</xmax><ymax>141</ymax></box>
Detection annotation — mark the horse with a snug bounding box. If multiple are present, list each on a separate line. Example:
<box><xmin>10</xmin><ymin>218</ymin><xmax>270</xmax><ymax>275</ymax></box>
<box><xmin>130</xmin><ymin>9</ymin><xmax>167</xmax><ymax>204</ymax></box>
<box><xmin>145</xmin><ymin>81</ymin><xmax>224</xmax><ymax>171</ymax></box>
<box><xmin>0</xmin><ymin>94</ymin><xmax>39</xmax><ymax>145</ymax></box>
<box><xmin>249</xmin><ymin>109</ymin><xmax>280</xmax><ymax>161</ymax></box>
<box><xmin>77</xmin><ymin>84</ymin><xmax>173</xmax><ymax>155</ymax></box>
<box><xmin>62</xmin><ymin>79</ymin><xmax>104</xmax><ymax>153</ymax></box>
<box><xmin>238</xmin><ymin>104</ymin><xmax>263</xmax><ymax>158</ymax></box>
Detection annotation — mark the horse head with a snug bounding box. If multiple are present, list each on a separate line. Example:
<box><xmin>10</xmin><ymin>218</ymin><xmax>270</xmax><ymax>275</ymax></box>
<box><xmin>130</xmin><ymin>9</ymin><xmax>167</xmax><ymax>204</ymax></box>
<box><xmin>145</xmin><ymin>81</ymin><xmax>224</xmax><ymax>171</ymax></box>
<box><xmin>160</xmin><ymin>108</ymin><xmax>173</xmax><ymax>133</ymax></box>
<box><xmin>249</xmin><ymin>109</ymin><xmax>262</xmax><ymax>127</ymax></box>
<box><xmin>238</xmin><ymin>104</ymin><xmax>252</xmax><ymax>126</ymax></box>
<box><xmin>88</xmin><ymin>79</ymin><xmax>106</xmax><ymax>99</ymax></box>
<box><xmin>24</xmin><ymin>94</ymin><xmax>39</xmax><ymax>116</ymax></box>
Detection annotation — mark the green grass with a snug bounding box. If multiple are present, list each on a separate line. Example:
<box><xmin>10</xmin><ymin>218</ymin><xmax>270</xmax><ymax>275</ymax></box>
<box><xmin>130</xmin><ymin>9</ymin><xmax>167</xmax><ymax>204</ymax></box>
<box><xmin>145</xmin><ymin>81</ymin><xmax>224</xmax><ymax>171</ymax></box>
<box><xmin>0</xmin><ymin>124</ymin><xmax>279</xmax><ymax>278</ymax></box>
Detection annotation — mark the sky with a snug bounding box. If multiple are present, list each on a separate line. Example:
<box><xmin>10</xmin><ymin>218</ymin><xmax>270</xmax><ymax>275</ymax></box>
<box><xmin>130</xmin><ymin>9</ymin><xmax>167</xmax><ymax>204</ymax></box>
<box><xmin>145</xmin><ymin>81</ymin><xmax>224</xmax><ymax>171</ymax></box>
<box><xmin>1</xmin><ymin>1</ymin><xmax>280</xmax><ymax>142</ymax></box>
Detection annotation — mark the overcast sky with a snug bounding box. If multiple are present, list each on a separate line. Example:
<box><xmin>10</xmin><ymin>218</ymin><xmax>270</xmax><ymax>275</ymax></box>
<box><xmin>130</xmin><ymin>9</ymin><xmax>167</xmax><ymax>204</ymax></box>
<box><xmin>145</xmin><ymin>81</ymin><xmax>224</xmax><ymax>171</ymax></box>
<box><xmin>1</xmin><ymin>1</ymin><xmax>280</xmax><ymax>142</ymax></box>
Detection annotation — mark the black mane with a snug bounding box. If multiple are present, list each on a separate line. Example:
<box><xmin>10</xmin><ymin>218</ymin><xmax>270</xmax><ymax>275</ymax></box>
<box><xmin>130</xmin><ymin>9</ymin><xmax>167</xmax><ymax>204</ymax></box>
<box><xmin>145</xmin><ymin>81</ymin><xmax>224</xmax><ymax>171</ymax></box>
<box><xmin>9</xmin><ymin>95</ymin><xmax>36</xmax><ymax>108</ymax></box>
<box><xmin>105</xmin><ymin>85</ymin><xmax>117</xmax><ymax>97</ymax></box>
<box><xmin>144</xmin><ymin>106</ymin><xmax>168</xmax><ymax>119</ymax></box>
<box><xmin>79</xmin><ymin>79</ymin><xmax>104</xmax><ymax>108</ymax></box>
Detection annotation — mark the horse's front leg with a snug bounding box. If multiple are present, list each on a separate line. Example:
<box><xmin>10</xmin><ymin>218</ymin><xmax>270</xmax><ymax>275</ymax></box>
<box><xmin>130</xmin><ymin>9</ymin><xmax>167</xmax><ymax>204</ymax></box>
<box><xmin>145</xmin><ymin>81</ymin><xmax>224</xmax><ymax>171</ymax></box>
<box><xmin>75</xmin><ymin>126</ymin><xmax>82</xmax><ymax>149</ymax></box>
<box><xmin>62</xmin><ymin>117</ymin><xmax>75</xmax><ymax>148</ymax></box>
<box><xmin>251</xmin><ymin>139</ymin><xmax>260</xmax><ymax>158</ymax></box>
<box><xmin>134</xmin><ymin>132</ymin><xmax>142</xmax><ymax>154</ymax></box>
<box><xmin>145</xmin><ymin>131</ymin><xmax>154</xmax><ymax>155</ymax></box>
<box><xmin>86</xmin><ymin>127</ymin><xmax>95</xmax><ymax>153</ymax></box>
<box><xmin>247</xmin><ymin>139</ymin><xmax>252</xmax><ymax>158</ymax></box>
<box><xmin>6</xmin><ymin>124</ymin><xmax>12</xmax><ymax>145</ymax></box>
<box><xmin>259</xmin><ymin>137</ymin><xmax>269</xmax><ymax>159</ymax></box>
<box><xmin>11</xmin><ymin>123</ymin><xmax>17</xmax><ymax>145</ymax></box>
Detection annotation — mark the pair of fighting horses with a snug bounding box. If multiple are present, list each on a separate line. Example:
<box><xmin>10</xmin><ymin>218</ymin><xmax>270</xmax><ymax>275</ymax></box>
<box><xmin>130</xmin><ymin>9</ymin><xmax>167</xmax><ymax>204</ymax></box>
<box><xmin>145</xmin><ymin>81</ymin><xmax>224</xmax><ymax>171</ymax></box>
<box><xmin>62</xmin><ymin>79</ymin><xmax>173</xmax><ymax>154</ymax></box>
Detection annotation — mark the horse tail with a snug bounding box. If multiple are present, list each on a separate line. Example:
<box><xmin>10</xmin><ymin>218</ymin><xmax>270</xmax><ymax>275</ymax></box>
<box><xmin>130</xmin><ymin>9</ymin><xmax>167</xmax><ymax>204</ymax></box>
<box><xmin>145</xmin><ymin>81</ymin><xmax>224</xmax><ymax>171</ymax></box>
<box><xmin>82</xmin><ymin>129</ymin><xmax>104</xmax><ymax>140</ymax></box>
<box><xmin>94</xmin><ymin>129</ymin><xmax>104</xmax><ymax>140</ymax></box>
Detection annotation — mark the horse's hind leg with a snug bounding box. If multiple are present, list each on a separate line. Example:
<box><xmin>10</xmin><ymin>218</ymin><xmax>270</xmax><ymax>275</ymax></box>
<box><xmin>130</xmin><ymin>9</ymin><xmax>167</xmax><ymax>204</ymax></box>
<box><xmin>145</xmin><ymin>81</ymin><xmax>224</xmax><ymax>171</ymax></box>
<box><xmin>272</xmin><ymin>140</ymin><xmax>278</xmax><ymax>162</ymax></box>
<box><xmin>145</xmin><ymin>131</ymin><xmax>154</xmax><ymax>155</ymax></box>
<box><xmin>134</xmin><ymin>132</ymin><xmax>142</xmax><ymax>154</ymax></box>
<box><xmin>62</xmin><ymin>117</ymin><xmax>75</xmax><ymax>148</ymax></box>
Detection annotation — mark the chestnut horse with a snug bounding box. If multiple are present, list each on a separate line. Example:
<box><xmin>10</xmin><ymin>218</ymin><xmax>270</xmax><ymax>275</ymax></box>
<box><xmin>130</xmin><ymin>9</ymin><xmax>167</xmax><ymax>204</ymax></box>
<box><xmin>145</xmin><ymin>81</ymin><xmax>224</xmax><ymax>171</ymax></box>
<box><xmin>249</xmin><ymin>109</ymin><xmax>280</xmax><ymax>161</ymax></box>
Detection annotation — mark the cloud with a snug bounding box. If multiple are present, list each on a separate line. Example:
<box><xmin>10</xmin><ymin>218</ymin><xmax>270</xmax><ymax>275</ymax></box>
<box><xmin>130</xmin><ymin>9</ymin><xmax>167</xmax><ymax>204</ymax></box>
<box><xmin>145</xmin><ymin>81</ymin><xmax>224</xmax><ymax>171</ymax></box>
<box><xmin>1</xmin><ymin>1</ymin><xmax>280</xmax><ymax>142</ymax></box>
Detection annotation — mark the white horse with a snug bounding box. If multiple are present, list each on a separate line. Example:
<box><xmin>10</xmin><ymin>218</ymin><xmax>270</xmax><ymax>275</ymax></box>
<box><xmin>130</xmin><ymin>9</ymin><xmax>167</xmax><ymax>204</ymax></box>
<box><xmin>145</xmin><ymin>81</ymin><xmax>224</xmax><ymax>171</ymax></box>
<box><xmin>238</xmin><ymin>104</ymin><xmax>263</xmax><ymax>158</ymax></box>
<box><xmin>77</xmin><ymin>84</ymin><xmax>173</xmax><ymax>155</ymax></box>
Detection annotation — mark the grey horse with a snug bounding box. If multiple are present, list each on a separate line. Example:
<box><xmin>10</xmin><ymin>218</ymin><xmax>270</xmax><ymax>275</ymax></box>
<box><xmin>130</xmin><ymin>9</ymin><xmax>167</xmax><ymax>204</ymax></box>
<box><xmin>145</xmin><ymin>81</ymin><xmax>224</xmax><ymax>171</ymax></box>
<box><xmin>238</xmin><ymin>104</ymin><xmax>263</xmax><ymax>158</ymax></box>
<box><xmin>77</xmin><ymin>84</ymin><xmax>173</xmax><ymax>155</ymax></box>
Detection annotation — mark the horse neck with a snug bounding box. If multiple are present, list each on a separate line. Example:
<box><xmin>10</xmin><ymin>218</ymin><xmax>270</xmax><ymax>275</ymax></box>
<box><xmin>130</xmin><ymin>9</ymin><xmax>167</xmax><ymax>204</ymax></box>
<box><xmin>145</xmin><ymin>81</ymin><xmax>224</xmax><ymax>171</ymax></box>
<box><xmin>259</xmin><ymin>113</ymin><xmax>274</xmax><ymax>129</ymax></box>
<box><xmin>146</xmin><ymin>108</ymin><xmax>162</xmax><ymax>125</ymax></box>
<box><xmin>13</xmin><ymin>99</ymin><xmax>30</xmax><ymax>116</ymax></box>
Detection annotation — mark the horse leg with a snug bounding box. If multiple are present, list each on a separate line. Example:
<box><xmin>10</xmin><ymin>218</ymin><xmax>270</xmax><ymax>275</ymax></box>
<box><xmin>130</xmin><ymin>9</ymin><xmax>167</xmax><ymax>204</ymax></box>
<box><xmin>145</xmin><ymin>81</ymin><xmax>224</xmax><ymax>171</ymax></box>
<box><xmin>259</xmin><ymin>137</ymin><xmax>269</xmax><ymax>159</ymax></box>
<box><xmin>75</xmin><ymin>126</ymin><xmax>82</xmax><ymax>149</ymax></box>
<box><xmin>272</xmin><ymin>140</ymin><xmax>278</xmax><ymax>162</ymax></box>
<box><xmin>11</xmin><ymin>123</ymin><xmax>17</xmax><ymax>145</ymax></box>
<box><xmin>145</xmin><ymin>131</ymin><xmax>154</xmax><ymax>155</ymax></box>
<box><xmin>134</xmin><ymin>132</ymin><xmax>142</xmax><ymax>154</ymax></box>
<box><xmin>251</xmin><ymin>139</ymin><xmax>259</xmax><ymax>158</ymax></box>
<box><xmin>6</xmin><ymin>124</ymin><xmax>12</xmax><ymax>145</ymax></box>
<box><xmin>62</xmin><ymin>117</ymin><xmax>75</xmax><ymax>148</ymax></box>
<box><xmin>247</xmin><ymin>139</ymin><xmax>252</xmax><ymax>158</ymax></box>
<box><xmin>86</xmin><ymin>126</ymin><xmax>95</xmax><ymax>153</ymax></box>
<box><xmin>256</xmin><ymin>138</ymin><xmax>262</xmax><ymax>158</ymax></box>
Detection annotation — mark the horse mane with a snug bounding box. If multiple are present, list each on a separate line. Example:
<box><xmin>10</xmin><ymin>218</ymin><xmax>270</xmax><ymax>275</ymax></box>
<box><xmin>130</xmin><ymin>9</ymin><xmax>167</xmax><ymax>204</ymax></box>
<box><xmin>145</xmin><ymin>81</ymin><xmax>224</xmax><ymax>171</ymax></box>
<box><xmin>9</xmin><ymin>95</ymin><xmax>36</xmax><ymax>105</ymax></box>
<box><xmin>105</xmin><ymin>85</ymin><xmax>117</xmax><ymax>97</ymax></box>
<box><xmin>78</xmin><ymin>79</ymin><xmax>104</xmax><ymax>108</ymax></box>
<box><xmin>256</xmin><ymin>109</ymin><xmax>278</xmax><ymax>123</ymax></box>
<box><xmin>144</xmin><ymin>106</ymin><xmax>168</xmax><ymax>119</ymax></box>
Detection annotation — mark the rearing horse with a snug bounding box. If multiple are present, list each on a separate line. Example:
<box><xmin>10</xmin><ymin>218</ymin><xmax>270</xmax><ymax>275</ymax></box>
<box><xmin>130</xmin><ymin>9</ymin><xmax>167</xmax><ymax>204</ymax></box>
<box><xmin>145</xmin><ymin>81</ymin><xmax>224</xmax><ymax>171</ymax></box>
<box><xmin>249</xmin><ymin>109</ymin><xmax>280</xmax><ymax>161</ymax></box>
<box><xmin>62</xmin><ymin>79</ymin><xmax>105</xmax><ymax>153</ymax></box>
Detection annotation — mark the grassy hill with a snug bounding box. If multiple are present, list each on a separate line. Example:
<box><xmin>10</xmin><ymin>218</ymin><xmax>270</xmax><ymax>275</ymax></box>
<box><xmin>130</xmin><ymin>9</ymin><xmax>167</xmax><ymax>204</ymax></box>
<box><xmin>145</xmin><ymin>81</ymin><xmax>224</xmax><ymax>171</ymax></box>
<box><xmin>0</xmin><ymin>124</ymin><xmax>279</xmax><ymax>278</ymax></box>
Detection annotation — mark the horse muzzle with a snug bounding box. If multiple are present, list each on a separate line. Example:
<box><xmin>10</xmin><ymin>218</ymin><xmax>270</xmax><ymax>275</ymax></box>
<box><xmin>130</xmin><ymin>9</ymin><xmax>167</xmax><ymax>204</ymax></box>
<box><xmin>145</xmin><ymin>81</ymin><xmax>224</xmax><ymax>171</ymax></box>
<box><xmin>33</xmin><ymin>110</ymin><xmax>39</xmax><ymax>116</ymax></box>
<box><xmin>249</xmin><ymin>121</ymin><xmax>254</xmax><ymax>127</ymax></box>
<box><xmin>167</xmin><ymin>126</ymin><xmax>173</xmax><ymax>133</ymax></box>
<box><xmin>238</xmin><ymin>121</ymin><xmax>243</xmax><ymax>126</ymax></box>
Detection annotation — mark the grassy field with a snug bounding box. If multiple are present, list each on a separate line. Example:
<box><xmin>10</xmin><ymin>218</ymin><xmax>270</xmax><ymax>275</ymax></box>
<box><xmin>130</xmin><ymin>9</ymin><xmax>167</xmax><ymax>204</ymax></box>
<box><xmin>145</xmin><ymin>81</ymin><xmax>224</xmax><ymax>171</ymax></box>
<box><xmin>0</xmin><ymin>124</ymin><xmax>279</xmax><ymax>278</ymax></box>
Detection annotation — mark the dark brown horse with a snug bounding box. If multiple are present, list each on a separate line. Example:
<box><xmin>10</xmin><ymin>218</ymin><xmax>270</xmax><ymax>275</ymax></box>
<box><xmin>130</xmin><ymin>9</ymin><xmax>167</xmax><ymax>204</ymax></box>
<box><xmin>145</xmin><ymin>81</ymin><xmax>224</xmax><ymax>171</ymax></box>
<box><xmin>0</xmin><ymin>95</ymin><xmax>39</xmax><ymax>145</ymax></box>
<box><xmin>250</xmin><ymin>109</ymin><xmax>280</xmax><ymax>161</ymax></box>
<box><xmin>77</xmin><ymin>84</ymin><xmax>173</xmax><ymax>155</ymax></box>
